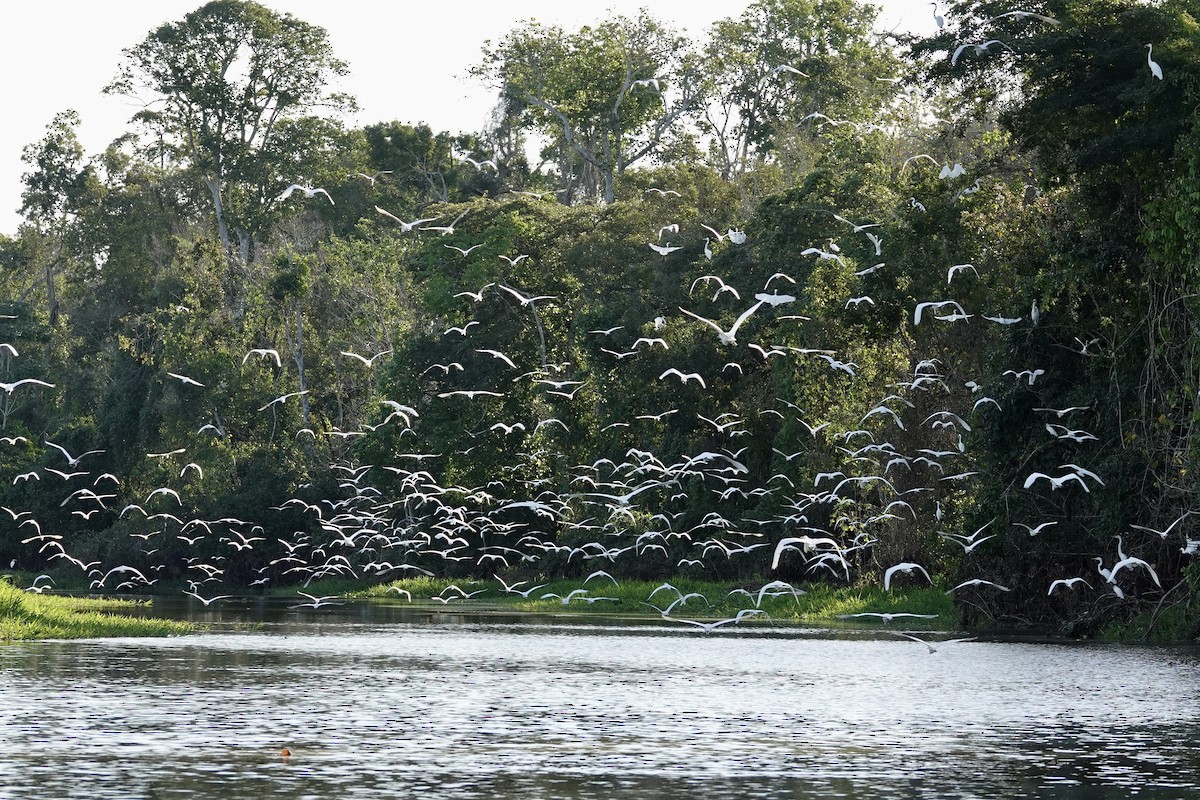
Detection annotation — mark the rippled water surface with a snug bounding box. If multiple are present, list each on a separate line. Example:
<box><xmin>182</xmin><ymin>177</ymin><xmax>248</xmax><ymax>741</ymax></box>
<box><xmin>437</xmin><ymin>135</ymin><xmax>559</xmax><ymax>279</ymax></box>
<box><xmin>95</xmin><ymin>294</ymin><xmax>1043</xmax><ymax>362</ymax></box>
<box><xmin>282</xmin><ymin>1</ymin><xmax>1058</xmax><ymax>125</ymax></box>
<box><xmin>2</xmin><ymin>604</ymin><xmax>1198</xmax><ymax>799</ymax></box>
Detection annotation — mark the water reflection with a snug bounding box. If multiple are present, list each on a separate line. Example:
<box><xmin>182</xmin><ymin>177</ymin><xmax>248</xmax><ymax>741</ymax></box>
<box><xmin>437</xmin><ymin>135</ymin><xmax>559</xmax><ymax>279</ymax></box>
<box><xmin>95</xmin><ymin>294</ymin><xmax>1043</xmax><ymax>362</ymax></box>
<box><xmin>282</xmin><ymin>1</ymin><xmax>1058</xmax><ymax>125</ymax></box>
<box><xmin>1</xmin><ymin>604</ymin><xmax>1198</xmax><ymax>799</ymax></box>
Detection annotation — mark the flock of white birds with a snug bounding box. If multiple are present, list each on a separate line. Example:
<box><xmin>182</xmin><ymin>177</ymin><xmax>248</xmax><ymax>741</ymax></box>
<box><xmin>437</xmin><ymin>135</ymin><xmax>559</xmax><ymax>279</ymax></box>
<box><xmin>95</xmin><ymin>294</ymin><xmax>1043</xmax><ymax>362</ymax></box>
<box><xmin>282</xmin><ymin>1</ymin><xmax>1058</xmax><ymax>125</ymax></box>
<box><xmin>4</xmin><ymin>7</ymin><xmax>1188</xmax><ymax>638</ymax></box>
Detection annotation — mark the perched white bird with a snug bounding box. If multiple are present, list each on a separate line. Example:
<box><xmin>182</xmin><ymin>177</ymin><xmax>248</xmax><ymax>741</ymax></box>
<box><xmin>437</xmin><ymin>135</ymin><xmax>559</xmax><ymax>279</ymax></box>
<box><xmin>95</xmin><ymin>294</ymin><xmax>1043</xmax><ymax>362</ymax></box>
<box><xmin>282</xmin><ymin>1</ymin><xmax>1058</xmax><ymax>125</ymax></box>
<box><xmin>1146</xmin><ymin>43</ymin><xmax>1163</xmax><ymax>80</ymax></box>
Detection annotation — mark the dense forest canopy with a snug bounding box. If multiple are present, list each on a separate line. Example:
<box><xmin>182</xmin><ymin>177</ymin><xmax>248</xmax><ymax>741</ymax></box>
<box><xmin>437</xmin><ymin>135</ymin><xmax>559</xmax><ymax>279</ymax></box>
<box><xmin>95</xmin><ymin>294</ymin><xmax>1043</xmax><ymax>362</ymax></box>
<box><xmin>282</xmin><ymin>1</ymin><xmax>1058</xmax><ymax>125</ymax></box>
<box><xmin>1</xmin><ymin>0</ymin><xmax>1197</xmax><ymax>637</ymax></box>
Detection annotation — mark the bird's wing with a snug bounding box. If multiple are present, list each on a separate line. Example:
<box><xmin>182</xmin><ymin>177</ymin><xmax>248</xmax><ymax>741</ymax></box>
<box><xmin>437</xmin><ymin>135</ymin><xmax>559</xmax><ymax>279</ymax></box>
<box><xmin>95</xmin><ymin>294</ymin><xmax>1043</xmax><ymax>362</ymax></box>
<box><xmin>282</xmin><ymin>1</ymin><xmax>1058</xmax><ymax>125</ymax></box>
<box><xmin>496</xmin><ymin>284</ymin><xmax>528</xmax><ymax>302</ymax></box>
<box><xmin>44</xmin><ymin>440</ymin><xmax>70</xmax><ymax>460</ymax></box>
<box><xmin>374</xmin><ymin>206</ymin><xmax>405</xmax><ymax>225</ymax></box>
<box><xmin>678</xmin><ymin>307</ymin><xmax>723</xmax><ymax>333</ymax></box>
<box><xmin>729</xmin><ymin>301</ymin><xmax>765</xmax><ymax>335</ymax></box>
<box><xmin>892</xmin><ymin>631</ymin><xmax>936</xmax><ymax>652</ymax></box>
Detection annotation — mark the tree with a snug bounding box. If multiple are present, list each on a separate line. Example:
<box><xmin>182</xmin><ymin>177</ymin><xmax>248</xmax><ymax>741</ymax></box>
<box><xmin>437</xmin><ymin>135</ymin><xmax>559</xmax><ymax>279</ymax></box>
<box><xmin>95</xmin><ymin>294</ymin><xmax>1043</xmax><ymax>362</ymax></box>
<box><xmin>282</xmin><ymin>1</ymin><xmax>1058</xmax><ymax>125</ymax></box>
<box><xmin>699</xmin><ymin>0</ymin><xmax>901</xmax><ymax>179</ymax></box>
<box><xmin>105</xmin><ymin>0</ymin><xmax>356</xmax><ymax>265</ymax></box>
<box><xmin>476</xmin><ymin>12</ymin><xmax>701</xmax><ymax>204</ymax></box>
<box><xmin>19</xmin><ymin>110</ymin><xmax>96</xmax><ymax>325</ymax></box>
<box><xmin>905</xmin><ymin>0</ymin><xmax>1200</xmax><ymax>628</ymax></box>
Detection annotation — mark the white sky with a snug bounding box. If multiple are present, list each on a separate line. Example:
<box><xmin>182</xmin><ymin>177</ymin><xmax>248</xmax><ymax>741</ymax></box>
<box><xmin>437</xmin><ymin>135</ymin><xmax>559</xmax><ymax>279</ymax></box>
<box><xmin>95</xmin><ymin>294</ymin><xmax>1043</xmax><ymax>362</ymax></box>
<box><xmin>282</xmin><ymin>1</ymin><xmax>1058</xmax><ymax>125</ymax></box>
<box><xmin>0</xmin><ymin>0</ymin><xmax>935</xmax><ymax>235</ymax></box>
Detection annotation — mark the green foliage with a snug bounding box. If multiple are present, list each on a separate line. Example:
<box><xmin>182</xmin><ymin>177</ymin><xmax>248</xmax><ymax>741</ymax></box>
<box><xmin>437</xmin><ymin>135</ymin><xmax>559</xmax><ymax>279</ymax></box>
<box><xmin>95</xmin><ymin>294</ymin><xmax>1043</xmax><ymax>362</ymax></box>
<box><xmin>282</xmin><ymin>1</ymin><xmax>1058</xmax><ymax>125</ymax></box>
<box><xmin>475</xmin><ymin>11</ymin><xmax>701</xmax><ymax>202</ymax></box>
<box><xmin>104</xmin><ymin>0</ymin><xmax>356</xmax><ymax>258</ymax></box>
<box><xmin>5</xmin><ymin>0</ymin><xmax>1200</xmax><ymax>643</ymax></box>
<box><xmin>20</xmin><ymin>110</ymin><xmax>95</xmax><ymax>226</ymax></box>
<box><xmin>700</xmin><ymin>0</ymin><xmax>901</xmax><ymax>178</ymax></box>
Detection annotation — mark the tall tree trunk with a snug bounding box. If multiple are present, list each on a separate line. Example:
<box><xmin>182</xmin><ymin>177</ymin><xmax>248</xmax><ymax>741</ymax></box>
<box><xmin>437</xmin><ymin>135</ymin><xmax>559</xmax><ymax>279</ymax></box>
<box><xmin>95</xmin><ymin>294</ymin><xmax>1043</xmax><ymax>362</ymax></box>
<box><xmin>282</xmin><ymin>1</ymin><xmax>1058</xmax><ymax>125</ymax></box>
<box><xmin>282</xmin><ymin>299</ymin><xmax>311</xmax><ymax>426</ymax></box>
<box><xmin>204</xmin><ymin>175</ymin><xmax>232</xmax><ymax>256</ymax></box>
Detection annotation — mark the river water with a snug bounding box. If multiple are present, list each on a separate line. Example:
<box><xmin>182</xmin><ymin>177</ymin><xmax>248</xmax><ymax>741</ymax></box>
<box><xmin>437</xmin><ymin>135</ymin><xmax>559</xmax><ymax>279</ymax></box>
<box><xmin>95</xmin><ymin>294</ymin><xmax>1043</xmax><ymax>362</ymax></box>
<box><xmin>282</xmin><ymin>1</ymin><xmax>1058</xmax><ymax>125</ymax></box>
<box><xmin>1</xmin><ymin>601</ymin><xmax>1198</xmax><ymax>799</ymax></box>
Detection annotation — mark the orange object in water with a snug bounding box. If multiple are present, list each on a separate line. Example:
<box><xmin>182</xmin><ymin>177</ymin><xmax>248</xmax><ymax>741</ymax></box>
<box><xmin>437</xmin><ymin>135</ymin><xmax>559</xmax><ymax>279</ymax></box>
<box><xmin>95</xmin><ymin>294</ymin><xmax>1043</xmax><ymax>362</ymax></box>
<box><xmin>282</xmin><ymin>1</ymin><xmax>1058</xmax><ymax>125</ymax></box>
<box><xmin>280</xmin><ymin>748</ymin><xmax>292</xmax><ymax>759</ymax></box>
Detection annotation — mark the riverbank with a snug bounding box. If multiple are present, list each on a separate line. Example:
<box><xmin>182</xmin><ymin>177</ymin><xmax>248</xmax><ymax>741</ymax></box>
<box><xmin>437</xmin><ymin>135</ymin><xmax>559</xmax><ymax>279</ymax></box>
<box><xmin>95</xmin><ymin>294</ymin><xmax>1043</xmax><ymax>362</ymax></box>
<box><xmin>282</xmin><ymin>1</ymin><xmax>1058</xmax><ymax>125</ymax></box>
<box><xmin>0</xmin><ymin>579</ymin><xmax>194</xmax><ymax>641</ymax></box>
<box><xmin>351</xmin><ymin>576</ymin><xmax>959</xmax><ymax>628</ymax></box>
<box><xmin>7</xmin><ymin>570</ymin><xmax>1194</xmax><ymax>642</ymax></box>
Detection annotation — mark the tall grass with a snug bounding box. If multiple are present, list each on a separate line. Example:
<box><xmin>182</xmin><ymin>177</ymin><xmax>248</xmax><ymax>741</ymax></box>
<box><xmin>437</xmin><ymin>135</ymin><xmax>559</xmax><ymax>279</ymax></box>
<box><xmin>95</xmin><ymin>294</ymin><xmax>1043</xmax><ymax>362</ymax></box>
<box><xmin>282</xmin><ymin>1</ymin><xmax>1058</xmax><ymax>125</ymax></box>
<box><xmin>0</xmin><ymin>580</ymin><xmax>193</xmax><ymax>640</ymax></box>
